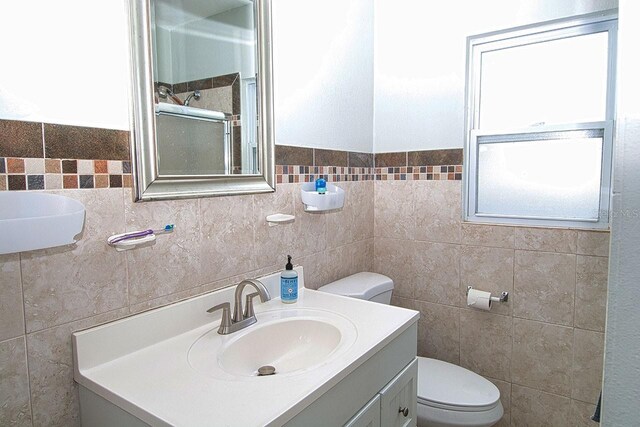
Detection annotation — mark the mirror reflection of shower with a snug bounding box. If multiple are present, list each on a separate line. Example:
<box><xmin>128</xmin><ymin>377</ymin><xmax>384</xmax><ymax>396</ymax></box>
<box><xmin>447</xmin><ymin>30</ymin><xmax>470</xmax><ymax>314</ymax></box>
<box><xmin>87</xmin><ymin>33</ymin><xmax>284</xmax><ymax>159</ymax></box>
<box><xmin>156</xmin><ymin>85</ymin><xmax>200</xmax><ymax>106</ymax></box>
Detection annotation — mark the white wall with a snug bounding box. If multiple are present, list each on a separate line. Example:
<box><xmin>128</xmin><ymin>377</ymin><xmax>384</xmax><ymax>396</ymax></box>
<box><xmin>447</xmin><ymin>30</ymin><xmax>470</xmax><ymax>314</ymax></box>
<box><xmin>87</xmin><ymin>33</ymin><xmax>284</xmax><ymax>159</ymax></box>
<box><xmin>373</xmin><ymin>0</ymin><xmax>618</xmax><ymax>152</ymax></box>
<box><xmin>272</xmin><ymin>0</ymin><xmax>374</xmax><ymax>153</ymax></box>
<box><xmin>0</xmin><ymin>0</ymin><xmax>374</xmax><ymax>153</ymax></box>
<box><xmin>602</xmin><ymin>0</ymin><xmax>640</xmax><ymax>424</ymax></box>
<box><xmin>0</xmin><ymin>0</ymin><xmax>130</xmax><ymax>130</ymax></box>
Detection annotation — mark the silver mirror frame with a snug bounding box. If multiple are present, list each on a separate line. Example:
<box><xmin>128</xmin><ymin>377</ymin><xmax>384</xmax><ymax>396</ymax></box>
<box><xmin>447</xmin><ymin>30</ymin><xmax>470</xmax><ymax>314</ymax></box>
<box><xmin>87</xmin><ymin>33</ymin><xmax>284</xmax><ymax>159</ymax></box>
<box><xmin>126</xmin><ymin>0</ymin><xmax>275</xmax><ymax>201</ymax></box>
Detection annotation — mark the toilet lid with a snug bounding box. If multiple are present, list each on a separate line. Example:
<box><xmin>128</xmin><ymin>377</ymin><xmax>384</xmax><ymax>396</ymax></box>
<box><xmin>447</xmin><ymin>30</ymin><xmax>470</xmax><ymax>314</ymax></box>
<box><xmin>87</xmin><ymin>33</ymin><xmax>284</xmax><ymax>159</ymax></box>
<box><xmin>417</xmin><ymin>357</ymin><xmax>500</xmax><ymax>411</ymax></box>
<box><xmin>318</xmin><ymin>272</ymin><xmax>394</xmax><ymax>300</ymax></box>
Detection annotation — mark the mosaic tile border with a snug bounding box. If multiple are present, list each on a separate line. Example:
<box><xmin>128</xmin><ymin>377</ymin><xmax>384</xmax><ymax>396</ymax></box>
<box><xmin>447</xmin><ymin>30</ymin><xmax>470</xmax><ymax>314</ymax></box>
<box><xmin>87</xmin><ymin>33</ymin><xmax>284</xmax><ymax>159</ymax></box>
<box><xmin>0</xmin><ymin>157</ymin><xmax>132</xmax><ymax>191</ymax></box>
<box><xmin>1</xmin><ymin>160</ymin><xmax>462</xmax><ymax>191</ymax></box>
<box><xmin>275</xmin><ymin>165</ymin><xmax>463</xmax><ymax>184</ymax></box>
<box><xmin>276</xmin><ymin>165</ymin><xmax>375</xmax><ymax>184</ymax></box>
<box><xmin>374</xmin><ymin>165</ymin><xmax>462</xmax><ymax>181</ymax></box>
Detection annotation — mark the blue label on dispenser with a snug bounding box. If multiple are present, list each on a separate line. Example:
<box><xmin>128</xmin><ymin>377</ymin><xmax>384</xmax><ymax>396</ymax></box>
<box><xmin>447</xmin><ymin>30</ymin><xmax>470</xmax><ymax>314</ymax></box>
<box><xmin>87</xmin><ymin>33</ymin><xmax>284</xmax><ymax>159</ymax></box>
<box><xmin>281</xmin><ymin>277</ymin><xmax>298</xmax><ymax>301</ymax></box>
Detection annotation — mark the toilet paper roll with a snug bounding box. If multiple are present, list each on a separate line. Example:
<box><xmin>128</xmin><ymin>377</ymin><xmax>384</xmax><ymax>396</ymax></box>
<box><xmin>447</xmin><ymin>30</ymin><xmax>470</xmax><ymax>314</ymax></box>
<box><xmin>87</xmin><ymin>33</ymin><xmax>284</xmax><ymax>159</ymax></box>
<box><xmin>467</xmin><ymin>288</ymin><xmax>492</xmax><ymax>311</ymax></box>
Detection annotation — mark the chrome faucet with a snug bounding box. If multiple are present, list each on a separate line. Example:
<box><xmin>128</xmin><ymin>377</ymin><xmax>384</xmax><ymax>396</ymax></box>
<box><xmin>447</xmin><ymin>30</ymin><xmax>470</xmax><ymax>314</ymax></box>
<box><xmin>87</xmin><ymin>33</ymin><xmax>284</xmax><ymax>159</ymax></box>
<box><xmin>206</xmin><ymin>279</ymin><xmax>271</xmax><ymax>335</ymax></box>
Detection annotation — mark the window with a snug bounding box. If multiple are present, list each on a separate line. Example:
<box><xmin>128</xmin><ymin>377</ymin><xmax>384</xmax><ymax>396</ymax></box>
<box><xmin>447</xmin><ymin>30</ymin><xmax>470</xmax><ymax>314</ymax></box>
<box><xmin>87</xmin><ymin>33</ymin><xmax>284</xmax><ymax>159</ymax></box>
<box><xmin>464</xmin><ymin>13</ymin><xmax>617</xmax><ymax>229</ymax></box>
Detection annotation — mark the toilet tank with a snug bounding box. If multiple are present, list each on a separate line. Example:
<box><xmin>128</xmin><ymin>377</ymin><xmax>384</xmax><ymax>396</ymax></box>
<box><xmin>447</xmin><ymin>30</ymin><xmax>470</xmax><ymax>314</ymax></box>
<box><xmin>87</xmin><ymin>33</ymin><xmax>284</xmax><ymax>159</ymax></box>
<box><xmin>318</xmin><ymin>272</ymin><xmax>394</xmax><ymax>304</ymax></box>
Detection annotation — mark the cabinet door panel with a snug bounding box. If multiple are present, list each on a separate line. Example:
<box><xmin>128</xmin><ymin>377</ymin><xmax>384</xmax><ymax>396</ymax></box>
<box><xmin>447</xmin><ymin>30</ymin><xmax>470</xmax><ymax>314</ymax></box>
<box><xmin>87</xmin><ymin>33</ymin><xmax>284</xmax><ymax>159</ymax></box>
<box><xmin>379</xmin><ymin>359</ymin><xmax>417</xmax><ymax>427</ymax></box>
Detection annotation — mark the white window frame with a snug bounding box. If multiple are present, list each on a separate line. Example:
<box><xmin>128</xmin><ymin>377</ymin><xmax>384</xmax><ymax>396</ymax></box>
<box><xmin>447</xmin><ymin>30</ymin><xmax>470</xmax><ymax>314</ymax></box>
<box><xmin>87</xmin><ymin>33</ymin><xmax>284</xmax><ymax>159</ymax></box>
<box><xmin>463</xmin><ymin>12</ymin><xmax>618</xmax><ymax>229</ymax></box>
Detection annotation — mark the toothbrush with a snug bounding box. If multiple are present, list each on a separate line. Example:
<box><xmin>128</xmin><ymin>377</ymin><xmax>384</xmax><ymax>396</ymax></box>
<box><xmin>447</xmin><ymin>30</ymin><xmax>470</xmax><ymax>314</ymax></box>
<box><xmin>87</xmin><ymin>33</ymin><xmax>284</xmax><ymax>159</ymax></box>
<box><xmin>108</xmin><ymin>224</ymin><xmax>175</xmax><ymax>245</ymax></box>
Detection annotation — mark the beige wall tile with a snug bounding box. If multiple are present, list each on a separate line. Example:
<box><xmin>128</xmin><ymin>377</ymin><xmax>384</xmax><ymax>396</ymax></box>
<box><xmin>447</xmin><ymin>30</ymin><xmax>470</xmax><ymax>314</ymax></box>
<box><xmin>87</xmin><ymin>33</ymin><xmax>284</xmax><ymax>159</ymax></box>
<box><xmin>27</xmin><ymin>309</ymin><xmax>128</xmax><ymax>427</ymax></box>
<box><xmin>460</xmin><ymin>310</ymin><xmax>512</xmax><ymax>382</ymax></box>
<box><xmin>414</xmin><ymin>300</ymin><xmax>460</xmax><ymax>365</ymax></box>
<box><xmin>200</xmin><ymin>195</ymin><xmax>257</xmax><ymax>284</ymax></box>
<box><xmin>0</xmin><ymin>254</ymin><xmax>25</xmax><ymax>341</ymax></box>
<box><xmin>374</xmin><ymin>181</ymin><xmax>414</xmax><ymax>239</ymax></box>
<box><xmin>512</xmin><ymin>318</ymin><xmax>573</xmax><ymax>396</ymax></box>
<box><xmin>514</xmin><ymin>227</ymin><xmax>577</xmax><ymax>253</ymax></box>
<box><xmin>198</xmin><ymin>265</ymin><xmax>280</xmax><ymax>298</ymax></box>
<box><xmin>571</xmin><ymin>399</ymin><xmax>598</xmax><ymax>427</ymax></box>
<box><xmin>325</xmin><ymin>239</ymin><xmax>374</xmax><ymax>286</ymax></box>
<box><xmin>511</xmin><ymin>384</ymin><xmax>571</xmax><ymax>426</ymax></box>
<box><xmin>128</xmin><ymin>287</ymin><xmax>202</xmax><ymax>315</ymax></box>
<box><xmin>325</xmin><ymin>182</ymin><xmax>373</xmax><ymax>250</ymax></box>
<box><xmin>414</xmin><ymin>241</ymin><xmax>461</xmax><ymax>306</ymax></box>
<box><xmin>297</xmin><ymin>251</ymin><xmax>329</xmax><ymax>290</ymax></box>
<box><xmin>461</xmin><ymin>223</ymin><xmax>515</xmax><ymax>249</ymax></box>
<box><xmin>196</xmin><ymin>87</ymin><xmax>232</xmax><ymax>113</ymax></box>
<box><xmin>0</xmin><ymin>336</ymin><xmax>32</xmax><ymax>426</ymax></box>
<box><xmin>577</xmin><ymin>231</ymin><xmax>610</xmax><ymax>256</ymax></box>
<box><xmin>293</xmin><ymin>183</ymin><xmax>328</xmax><ymax>258</ymax></box>
<box><xmin>125</xmin><ymin>195</ymin><xmax>203</xmax><ymax>305</ymax></box>
<box><xmin>349</xmin><ymin>181</ymin><xmax>375</xmax><ymax>242</ymax></box>
<box><xmin>253</xmin><ymin>185</ymin><xmax>296</xmax><ymax>270</ymax></box>
<box><xmin>21</xmin><ymin>189</ymin><xmax>128</xmax><ymax>332</ymax></box>
<box><xmin>460</xmin><ymin>246</ymin><xmax>514</xmax><ymax>316</ymax></box>
<box><xmin>413</xmin><ymin>181</ymin><xmax>462</xmax><ymax>244</ymax></box>
<box><xmin>325</xmin><ymin>183</ymin><xmax>356</xmax><ymax>248</ymax></box>
<box><xmin>391</xmin><ymin>296</ymin><xmax>416</xmax><ymax>311</ymax></box>
<box><xmin>486</xmin><ymin>377</ymin><xmax>511</xmax><ymax>427</ymax></box>
<box><xmin>575</xmin><ymin>256</ymin><xmax>609</xmax><ymax>332</ymax></box>
<box><xmin>374</xmin><ymin>238</ymin><xmax>416</xmax><ymax>299</ymax></box>
<box><xmin>514</xmin><ymin>250</ymin><xmax>576</xmax><ymax>326</ymax></box>
<box><xmin>572</xmin><ymin>329</ymin><xmax>604</xmax><ymax>404</ymax></box>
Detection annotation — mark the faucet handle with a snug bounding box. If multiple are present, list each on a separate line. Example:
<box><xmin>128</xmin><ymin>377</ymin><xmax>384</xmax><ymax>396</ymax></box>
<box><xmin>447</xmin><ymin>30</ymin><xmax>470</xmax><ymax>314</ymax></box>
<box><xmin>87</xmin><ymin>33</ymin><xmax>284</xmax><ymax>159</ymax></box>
<box><xmin>207</xmin><ymin>302</ymin><xmax>232</xmax><ymax>334</ymax></box>
<box><xmin>243</xmin><ymin>292</ymin><xmax>262</xmax><ymax>319</ymax></box>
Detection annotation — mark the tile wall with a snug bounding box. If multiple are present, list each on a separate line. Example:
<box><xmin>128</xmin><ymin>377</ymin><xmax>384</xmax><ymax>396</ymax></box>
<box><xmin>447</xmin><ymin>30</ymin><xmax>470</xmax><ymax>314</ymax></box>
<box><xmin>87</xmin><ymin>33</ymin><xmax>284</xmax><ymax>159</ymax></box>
<box><xmin>374</xmin><ymin>179</ymin><xmax>609</xmax><ymax>426</ymax></box>
<box><xmin>0</xmin><ymin>123</ymin><xmax>609</xmax><ymax>427</ymax></box>
<box><xmin>0</xmin><ymin>124</ymin><xmax>374</xmax><ymax>426</ymax></box>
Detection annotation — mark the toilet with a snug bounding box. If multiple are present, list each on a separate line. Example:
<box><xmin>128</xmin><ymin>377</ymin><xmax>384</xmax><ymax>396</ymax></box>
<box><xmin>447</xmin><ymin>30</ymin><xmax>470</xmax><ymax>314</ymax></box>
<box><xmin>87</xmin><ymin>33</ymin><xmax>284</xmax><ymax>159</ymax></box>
<box><xmin>318</xmin><ymin>272</ymin><xmax>504</xmax><ymax>427</ymax></box>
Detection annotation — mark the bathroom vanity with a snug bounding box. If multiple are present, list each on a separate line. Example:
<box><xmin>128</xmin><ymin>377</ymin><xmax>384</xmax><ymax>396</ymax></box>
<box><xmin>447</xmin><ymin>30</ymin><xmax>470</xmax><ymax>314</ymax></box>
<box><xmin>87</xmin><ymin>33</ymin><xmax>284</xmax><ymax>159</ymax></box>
<box><xmin>73</xmin><ymin>268</ymin><xmax>419</xmax><ymax>426</ymax></box>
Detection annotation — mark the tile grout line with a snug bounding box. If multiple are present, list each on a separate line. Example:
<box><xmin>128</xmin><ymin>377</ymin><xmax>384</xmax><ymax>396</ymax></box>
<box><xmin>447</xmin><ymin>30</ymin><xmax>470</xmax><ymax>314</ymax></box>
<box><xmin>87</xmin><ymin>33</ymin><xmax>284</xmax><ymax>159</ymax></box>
<box><xmin>40</xmin><ymin>123</ymin><xmax>45</xmax><ymax>159</ymax></box>
<box><xmin>122</xmin><ymin>187</ymin><xmax>132</xmax><ymax>314</ymax></box>
<box><xmin>18</xmin><ymin>251</ymin><xmax>36</xmax><ymax>426</ymax></box>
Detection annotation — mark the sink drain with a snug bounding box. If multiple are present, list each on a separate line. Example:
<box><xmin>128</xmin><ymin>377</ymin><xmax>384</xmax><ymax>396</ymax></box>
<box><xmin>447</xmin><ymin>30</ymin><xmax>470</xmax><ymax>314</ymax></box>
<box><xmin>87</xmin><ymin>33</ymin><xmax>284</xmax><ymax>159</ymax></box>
<box><xmin>257</xmin><ymin>365</ymin><xmax>276</xmax><ymax>376</ymax></box>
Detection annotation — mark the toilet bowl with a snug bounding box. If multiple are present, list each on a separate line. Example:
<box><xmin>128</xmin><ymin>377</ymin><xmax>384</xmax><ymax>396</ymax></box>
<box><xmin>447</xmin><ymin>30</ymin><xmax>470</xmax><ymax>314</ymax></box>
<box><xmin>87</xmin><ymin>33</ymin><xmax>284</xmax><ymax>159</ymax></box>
<box><xmin>318</xmin><ymin>272</ymin><xmax>503</xmax><ymax>427</ymax></box>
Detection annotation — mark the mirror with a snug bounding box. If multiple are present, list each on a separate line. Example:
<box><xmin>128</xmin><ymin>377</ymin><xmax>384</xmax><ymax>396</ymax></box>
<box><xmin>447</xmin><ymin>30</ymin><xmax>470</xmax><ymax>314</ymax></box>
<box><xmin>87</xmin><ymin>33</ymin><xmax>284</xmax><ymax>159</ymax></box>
<box><xmin>128</xmin><ymin>0</ymin><xmax>275</xmax><ymax>201</ymax></box>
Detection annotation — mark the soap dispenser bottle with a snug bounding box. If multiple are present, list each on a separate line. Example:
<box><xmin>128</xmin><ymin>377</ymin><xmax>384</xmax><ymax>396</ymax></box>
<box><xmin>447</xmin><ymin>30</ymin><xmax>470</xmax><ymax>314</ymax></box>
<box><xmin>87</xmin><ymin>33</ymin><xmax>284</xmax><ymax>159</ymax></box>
<box><xmin>280</xmin><ymin>255</ymin><xmax>298</xmax><ymax>303</ymax></box>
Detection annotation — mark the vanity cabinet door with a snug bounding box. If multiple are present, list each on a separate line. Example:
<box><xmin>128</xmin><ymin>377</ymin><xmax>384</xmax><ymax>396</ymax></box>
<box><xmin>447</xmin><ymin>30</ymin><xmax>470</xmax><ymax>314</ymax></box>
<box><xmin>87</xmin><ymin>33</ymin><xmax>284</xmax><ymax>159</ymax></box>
<box><xmin>379</xmin><ymin>359</ymin><xmax>418</xmax><ymax>427</ymax></box>
<box><xmin>344</xmin><ymin>395</ymin><xmax>380</xmax><ymax>427</ymax></box>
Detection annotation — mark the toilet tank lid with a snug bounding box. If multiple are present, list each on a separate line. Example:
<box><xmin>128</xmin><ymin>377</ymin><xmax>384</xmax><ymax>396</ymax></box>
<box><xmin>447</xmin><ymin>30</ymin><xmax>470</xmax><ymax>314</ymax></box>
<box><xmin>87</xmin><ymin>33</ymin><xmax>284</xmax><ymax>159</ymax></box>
<box><xmin>417</xmin><ymin>358</ymin><xmax>500</xmax><ymax>410</ymax></box>
<box><xmin>319</xmin><ymin>272</ymin><xmax>394</xmax><ymax>300</ymax></box>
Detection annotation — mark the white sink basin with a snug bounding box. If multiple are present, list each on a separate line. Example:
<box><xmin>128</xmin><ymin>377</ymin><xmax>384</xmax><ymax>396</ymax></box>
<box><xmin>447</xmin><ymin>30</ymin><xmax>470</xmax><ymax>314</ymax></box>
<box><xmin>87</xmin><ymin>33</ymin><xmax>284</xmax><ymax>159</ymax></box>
<box><xmin>188</xmin><ymin>308</ymin><xmax>358</xmax><ymax>379</ymax></box>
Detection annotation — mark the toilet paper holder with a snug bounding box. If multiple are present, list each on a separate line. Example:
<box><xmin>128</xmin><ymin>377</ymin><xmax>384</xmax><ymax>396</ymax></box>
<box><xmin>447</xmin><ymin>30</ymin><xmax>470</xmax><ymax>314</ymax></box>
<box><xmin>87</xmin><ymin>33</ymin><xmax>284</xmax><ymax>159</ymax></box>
<box><xmin>467</xmin><ymin>286</ymin><xmax>509</xmax><ymax>303</ymax></box>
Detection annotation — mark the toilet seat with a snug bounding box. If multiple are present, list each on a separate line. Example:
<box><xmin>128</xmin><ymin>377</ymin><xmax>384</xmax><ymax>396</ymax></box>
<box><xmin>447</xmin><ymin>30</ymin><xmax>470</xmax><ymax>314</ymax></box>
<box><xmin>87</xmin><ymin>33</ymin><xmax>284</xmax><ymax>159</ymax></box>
<box><xmin>416</xmin><ymin>357</ymin><xmax>501</xmax><ymax>411</ymax></box>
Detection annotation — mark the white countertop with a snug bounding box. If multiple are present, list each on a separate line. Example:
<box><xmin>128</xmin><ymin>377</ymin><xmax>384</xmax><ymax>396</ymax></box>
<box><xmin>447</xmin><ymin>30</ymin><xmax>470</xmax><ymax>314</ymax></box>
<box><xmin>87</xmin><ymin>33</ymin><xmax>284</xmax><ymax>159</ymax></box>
<box><xmin>73</xmin><ymin>268</ymin><xmax>418</xmax><ymax>427</ymax></box>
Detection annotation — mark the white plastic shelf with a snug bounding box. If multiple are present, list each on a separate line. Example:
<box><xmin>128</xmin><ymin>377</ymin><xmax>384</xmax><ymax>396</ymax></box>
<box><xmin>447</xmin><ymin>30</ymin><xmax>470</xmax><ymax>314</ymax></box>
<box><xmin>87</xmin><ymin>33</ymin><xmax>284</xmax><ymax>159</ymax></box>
<box><xmin>300</xmin><ymin>182</ymin><xmax>345</xmax><ymax>212</ymax></box>
<box><xmin>0</xmin><ymin>192</ymin><xmax>85</xmax><ymax>254</ymax></box>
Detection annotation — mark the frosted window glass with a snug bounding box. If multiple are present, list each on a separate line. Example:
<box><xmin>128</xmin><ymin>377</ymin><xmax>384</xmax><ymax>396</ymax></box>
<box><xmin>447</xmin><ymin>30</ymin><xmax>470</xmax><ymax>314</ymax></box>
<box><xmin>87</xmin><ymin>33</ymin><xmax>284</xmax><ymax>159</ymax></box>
<box><xmin>479</xmin><ymin>32</ymin><xmax>609</xmax><ymax>129</ymax></box>
<box><xmin>157</xmin><ymin>114</ymin><xmax>227</xmax><ymax>175</ymax></box>
<box><xmin>476</xmin><ymin>136</ymin><xmax>603</xmax><ymax>220</ymax></box>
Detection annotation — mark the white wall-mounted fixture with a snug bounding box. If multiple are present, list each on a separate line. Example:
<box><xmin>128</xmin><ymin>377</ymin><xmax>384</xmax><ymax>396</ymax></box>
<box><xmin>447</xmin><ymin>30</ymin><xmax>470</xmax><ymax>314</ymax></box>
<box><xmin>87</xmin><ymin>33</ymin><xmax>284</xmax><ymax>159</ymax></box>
<box><xmin>0</xmin><ymin>192</ymin><xmax>85</xmax><ymax>254</ymax></box>
<box><xmin>266</xmin><ymin>213</ymin><xmax>295</xmax><ymax>226</ymax></box>
<box><xmin>300</xmin><ymin>182</ymin><xmax>345</xmax><ymax>212</ymax></box>
<box><xmin>107</xmin><ymin>233</ymin><xmax>156</xmax><ymax>251</ymax></box>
